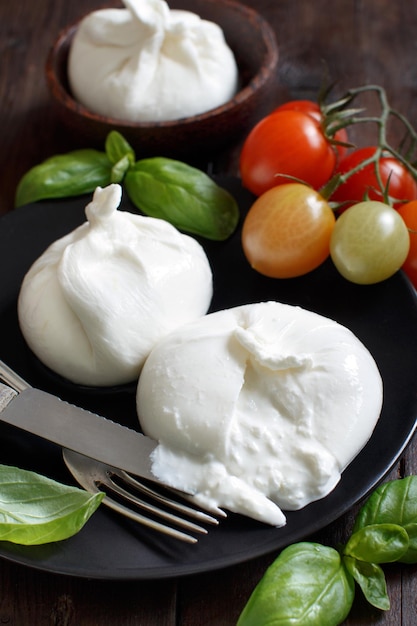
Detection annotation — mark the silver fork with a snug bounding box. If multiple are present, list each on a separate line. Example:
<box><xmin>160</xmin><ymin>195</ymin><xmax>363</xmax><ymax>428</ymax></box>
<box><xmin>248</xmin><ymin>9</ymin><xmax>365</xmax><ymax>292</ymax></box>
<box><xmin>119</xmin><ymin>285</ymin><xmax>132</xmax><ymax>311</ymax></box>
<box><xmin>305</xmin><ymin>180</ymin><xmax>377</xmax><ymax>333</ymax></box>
<box><xmin>63</xmin><ymin>448</ymin><xmax>223</xmax><ymax>543</ymax></box>
<box><xmin>0</xmin><ymin>360</ymin><xmax>225</xmax><ymax>544</ymax></box>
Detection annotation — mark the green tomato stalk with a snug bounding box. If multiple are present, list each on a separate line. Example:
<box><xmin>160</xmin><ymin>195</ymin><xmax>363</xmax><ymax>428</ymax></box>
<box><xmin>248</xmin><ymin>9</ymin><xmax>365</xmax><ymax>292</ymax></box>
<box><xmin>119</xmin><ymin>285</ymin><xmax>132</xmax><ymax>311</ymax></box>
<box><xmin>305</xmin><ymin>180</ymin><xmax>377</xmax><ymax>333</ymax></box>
<box><xmin>319</xmin><ymin>84</ymin><xmax>417</xmax><ymax>207</ymax></box>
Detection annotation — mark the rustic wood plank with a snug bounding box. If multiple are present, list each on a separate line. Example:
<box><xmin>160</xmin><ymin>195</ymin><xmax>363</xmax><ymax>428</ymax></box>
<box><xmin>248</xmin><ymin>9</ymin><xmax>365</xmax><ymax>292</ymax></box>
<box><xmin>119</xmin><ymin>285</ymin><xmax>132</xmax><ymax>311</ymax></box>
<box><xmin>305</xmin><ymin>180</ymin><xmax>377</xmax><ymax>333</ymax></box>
<box><xmin>0</xmin><ymin>559</ymin><xmax>178</xmax><ymax>625</ymax></box>
<box><xmin>178</xmin><ymin>554</ymin><xmax>277</xmax><ymax>626</ymax></box>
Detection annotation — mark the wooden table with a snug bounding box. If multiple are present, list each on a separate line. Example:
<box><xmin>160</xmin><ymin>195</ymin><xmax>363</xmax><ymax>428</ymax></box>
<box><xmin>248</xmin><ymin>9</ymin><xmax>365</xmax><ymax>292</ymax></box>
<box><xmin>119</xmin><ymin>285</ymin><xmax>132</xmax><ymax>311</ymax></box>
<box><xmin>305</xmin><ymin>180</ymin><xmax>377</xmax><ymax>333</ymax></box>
<box><xmin>1</xmin><ymin>1</ymin><xmax>417</xmax><ymax>623</ymax></box>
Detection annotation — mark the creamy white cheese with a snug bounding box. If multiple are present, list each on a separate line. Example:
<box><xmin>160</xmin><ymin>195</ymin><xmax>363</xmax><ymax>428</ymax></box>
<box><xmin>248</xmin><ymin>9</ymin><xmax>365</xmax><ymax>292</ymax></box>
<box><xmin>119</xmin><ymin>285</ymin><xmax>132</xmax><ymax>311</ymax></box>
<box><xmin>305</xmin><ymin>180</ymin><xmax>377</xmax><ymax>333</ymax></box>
<box><xmin>137</xmin><ymin>301</ymin><xmax>383</xmax><ymax>526</ymax></box>
<box><xmin>68</xmin><ymin>0</ymin><xmax>239</xmax><ymax>122</ymax></box>
<box><xmin>18</xmin><ymin>184</ymin><xmax>213</xmax><ymax>386</ymax></box>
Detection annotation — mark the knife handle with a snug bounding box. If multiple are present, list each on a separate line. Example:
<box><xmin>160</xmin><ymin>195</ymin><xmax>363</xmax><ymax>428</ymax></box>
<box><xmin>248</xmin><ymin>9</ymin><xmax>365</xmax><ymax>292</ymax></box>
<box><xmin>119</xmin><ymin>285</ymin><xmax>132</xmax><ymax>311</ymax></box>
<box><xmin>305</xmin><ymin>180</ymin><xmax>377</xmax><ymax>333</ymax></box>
<box><xmin>0</xmin><ymin>360</ymin><xmax>30</xmax><ymax>393</ymax></box>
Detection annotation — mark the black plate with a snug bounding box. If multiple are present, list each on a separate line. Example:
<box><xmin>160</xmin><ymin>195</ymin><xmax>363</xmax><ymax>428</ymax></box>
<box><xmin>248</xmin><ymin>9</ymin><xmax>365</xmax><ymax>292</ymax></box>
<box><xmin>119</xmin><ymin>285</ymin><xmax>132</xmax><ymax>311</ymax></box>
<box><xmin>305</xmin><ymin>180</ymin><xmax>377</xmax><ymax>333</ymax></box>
<box><xmin>1</xmin><ymin>177</ymin><xmax>417</xmax><ymax>580</ymax></box>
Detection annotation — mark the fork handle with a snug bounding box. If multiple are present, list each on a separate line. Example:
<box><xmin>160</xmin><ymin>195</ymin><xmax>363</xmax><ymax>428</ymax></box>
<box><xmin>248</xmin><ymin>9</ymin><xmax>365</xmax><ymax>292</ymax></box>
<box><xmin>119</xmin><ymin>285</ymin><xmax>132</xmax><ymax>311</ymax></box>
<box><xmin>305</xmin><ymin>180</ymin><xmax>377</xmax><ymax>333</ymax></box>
<box><xmin>0</xmin><ymin>360</ymin><xmax>30</xmax><ymax>393</ymax></box>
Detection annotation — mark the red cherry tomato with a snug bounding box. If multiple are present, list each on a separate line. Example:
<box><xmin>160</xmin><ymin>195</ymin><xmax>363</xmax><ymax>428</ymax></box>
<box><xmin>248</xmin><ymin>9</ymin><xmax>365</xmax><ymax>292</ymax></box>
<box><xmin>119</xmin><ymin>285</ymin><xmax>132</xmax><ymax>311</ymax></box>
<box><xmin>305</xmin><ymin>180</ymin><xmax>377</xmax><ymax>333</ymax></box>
<box><xmin>272</xmin><ymin>100</ymin><xmax>349</xmax><ymax>160</ymax></box>
<box><xmin>397</xmin><ymin>200</ymin><xmax>417</xmax><ymax>288</ymax></box>
<box><xmin>273</xmin><ymin>99</ymin><xmax>324</xmax><ymax>118</ymax></box>
<box><xmin>239</xmin><ymin>110</ymin><xmax>339</xmax><ymax>197</ymax></box>
<box><xmin>330</xmin><ymin>146</ymin><xmax>417</xmax><ymax>210</ymax></box>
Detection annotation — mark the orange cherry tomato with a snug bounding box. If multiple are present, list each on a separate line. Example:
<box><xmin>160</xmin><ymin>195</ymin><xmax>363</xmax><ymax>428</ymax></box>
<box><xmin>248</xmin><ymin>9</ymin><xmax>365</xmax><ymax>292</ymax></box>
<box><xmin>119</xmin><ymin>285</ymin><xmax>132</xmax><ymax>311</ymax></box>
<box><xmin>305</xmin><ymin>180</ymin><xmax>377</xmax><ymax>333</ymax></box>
<box><xmin>241</xmin><ymin>183</ymin><xmax>336</xmax><ymax>278</ymax></box>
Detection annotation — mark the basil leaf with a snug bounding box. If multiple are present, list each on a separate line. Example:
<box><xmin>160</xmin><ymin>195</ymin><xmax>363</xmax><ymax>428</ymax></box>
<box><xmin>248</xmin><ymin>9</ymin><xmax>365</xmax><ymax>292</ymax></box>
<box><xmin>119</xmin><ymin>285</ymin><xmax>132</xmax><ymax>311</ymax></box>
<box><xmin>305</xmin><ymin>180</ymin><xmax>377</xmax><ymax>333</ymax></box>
<box><xmin>15</xmin><ymin>150</ymin><xmax>113</xmax><ymax>207</ymax></box>
<box><xmin>344</xmin><ymin>523</ymin><xmax>409</xmax><ymax>563</ymax></box>
<box><xmin>237</xmin><ymin>542</ymin><xmax>355</xmax><ymax>626</ymax></box>
<box><xmin>105</xmin><ymin>130</ymin><xmax>135</xmax><ymax>166</ymax></box>
<box><xmin>0</xmin><ymin>464</ymin><xmax>103</xmax><ymax>545</ymax></box>
<box><xmin>111</xmin><ymin>155</ymin><xmax>132</xmax><ymax>184</ymax></box>
<box><xmin>353</xmin><ymin>476</ymin><xmax>417</xmax><ymax>563</ymax></box>
<box><xmin>105</xmin><ymin>130</ymin><xmax>135</xmax><ymax>182</ymax></box>
<box><xmin>124</xmin><ymin>157</ymin><xmax>240</xmax><ymax>240</ymax></box>
<box><xmin>343</xmin><ymin>556</ymin><xmax>390</xmax><ymax>611</ymax></box>
<box><xmin>403</xmin><ymin>522</ymin><xmax>417</xmax><ymax>563</ymax></box>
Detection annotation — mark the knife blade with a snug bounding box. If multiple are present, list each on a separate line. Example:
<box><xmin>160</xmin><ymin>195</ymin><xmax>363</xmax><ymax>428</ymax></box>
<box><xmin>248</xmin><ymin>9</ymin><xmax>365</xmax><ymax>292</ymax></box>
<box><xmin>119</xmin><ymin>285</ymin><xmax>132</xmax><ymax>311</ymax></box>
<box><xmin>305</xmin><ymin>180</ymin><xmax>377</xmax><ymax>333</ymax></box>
<box><xmin>0</xmin><ymin>380</ymin><xmax>162</xmax><ymax>484</ymax></box>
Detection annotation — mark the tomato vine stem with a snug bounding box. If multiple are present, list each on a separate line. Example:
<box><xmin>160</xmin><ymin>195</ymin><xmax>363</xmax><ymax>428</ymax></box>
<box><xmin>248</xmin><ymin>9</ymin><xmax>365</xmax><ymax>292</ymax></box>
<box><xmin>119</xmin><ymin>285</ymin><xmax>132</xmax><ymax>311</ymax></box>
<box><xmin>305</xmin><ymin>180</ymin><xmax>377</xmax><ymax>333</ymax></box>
<box><xmin>319</xmin><ymin>84</ymin><xmax>417</xmax><ymax>205</ymax></box>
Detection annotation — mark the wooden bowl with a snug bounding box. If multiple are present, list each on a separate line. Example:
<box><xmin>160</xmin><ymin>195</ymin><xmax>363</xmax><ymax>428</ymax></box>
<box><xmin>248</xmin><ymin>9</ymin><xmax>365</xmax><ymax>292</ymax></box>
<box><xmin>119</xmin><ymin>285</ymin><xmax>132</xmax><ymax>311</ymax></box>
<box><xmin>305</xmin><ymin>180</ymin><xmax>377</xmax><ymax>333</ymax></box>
<box><xmin>45</xmin><ymin>0</ymin><xmax>279</xmax><ymax>158</ymax></box>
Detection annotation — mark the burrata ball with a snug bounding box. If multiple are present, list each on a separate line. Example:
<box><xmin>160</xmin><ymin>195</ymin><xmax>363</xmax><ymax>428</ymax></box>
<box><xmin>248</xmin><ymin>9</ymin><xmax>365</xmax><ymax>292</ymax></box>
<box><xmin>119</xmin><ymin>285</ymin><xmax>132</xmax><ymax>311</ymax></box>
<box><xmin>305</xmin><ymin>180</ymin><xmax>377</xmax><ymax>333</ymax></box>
<box><xmin>137</xmin><ymin>301</ymin><xmax>383</xmax><ymax>526</ymax></box>
<box><xmin>18</xmin><ymin>184</ymin><xmax>213</xmax><ymax>386</ymax></box>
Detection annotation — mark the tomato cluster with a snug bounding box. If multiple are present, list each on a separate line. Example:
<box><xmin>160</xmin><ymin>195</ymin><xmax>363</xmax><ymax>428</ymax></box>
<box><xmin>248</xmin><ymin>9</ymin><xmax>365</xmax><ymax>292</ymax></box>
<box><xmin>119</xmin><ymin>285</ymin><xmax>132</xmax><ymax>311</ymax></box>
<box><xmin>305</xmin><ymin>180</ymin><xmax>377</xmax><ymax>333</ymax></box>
<box><xmin>239</xmin><ymin>100</ymin><xmax>417</xmax><ymax>286</ymax></box>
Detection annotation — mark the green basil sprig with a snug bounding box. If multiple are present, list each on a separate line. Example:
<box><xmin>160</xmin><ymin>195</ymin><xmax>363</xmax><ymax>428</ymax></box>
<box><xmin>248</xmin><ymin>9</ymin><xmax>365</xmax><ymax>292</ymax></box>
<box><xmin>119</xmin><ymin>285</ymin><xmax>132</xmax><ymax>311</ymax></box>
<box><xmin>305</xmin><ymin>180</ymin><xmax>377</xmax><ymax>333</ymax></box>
<box><xmin>237</xmin><ymin>542</ymin><xmax>355</xmax><ymax>626</ymax></box>
<box><xmin>0</xmin><ymin>464</ymin><xmax>103</xmax><ymax>545</ymax></box>
<box><xmin>238</xmin><ymin>475</ymin><xmax>417</xmax><ymax>626</ymax></box>
<box><xmin>14</xmin><ymin>131</ymin><xmax>239</xmax><ymax>241</ymax></box>
<box><xmin>353</xmin><ymin>475</ymin><xmax>417</xmax><ymax>564</ymax></box>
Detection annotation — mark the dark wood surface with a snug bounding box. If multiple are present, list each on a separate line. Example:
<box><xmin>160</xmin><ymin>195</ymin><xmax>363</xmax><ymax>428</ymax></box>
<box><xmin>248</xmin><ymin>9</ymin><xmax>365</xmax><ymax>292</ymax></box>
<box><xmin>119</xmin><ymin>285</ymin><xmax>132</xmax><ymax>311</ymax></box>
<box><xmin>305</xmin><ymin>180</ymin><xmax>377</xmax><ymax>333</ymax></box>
<box><xmin>1</xmin><ymin>1</ymin><xmax>417</xmax><ymax>624</ymax></box>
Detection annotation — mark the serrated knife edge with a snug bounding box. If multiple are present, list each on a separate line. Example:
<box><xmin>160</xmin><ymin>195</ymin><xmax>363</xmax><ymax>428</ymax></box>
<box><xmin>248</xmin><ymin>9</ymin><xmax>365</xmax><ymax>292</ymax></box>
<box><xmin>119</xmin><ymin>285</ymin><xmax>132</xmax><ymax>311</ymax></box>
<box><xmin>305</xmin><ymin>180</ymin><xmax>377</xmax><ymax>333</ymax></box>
<box><xmin>0</xmin><ymin>382</ymin><xmax>161</xmax><ymax>483</ymax></box>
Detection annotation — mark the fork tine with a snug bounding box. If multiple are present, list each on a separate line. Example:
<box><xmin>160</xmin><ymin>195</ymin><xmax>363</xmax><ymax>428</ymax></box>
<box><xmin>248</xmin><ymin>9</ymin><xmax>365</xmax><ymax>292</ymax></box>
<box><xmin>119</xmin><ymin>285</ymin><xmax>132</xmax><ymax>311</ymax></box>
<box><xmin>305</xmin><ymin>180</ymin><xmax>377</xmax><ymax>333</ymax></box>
<box><xmin>63</xmin><ymin>449</ymin><xmax>224</xmax><ymax>543</ymax></box>
<box><xmin>80</xmin><ymin>474</ymin><xmax>200</xmax><ymax>544</ymax></box>
<box><xmin>114</xmin><ymin>469</ymin><xmax>222</xmax><ymax>524</ymax></box>
<box><xmin>104</xmin><ymin>497</ymin><xmax>200</xmax><ymax>543</ymax></box>
<box><xmin>102</xmin><ymin>471</ymin><xmax>211</xmax><ymax>534</ymax></box>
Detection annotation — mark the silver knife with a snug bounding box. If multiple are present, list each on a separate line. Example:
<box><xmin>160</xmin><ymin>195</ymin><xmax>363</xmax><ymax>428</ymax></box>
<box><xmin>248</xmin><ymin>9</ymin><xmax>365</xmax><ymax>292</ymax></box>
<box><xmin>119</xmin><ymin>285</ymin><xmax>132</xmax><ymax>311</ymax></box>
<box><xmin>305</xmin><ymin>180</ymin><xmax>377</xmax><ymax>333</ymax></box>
<box><xmin>0</xmin><ymin>360</ymin><xmax>163</xmax><ymax>486</ymax></box>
